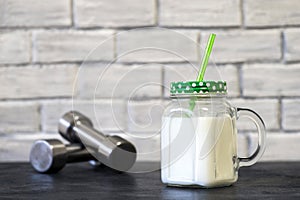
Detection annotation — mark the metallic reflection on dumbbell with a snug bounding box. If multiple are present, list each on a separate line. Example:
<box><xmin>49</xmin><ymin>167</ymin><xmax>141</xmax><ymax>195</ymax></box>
<box><xmin>58</xmin><ymin>111</ymin><xmax>137</xmax><ymax>172</ymax></box>
<box><xmin>30</xmin><ymin>139</ymin><xmax>95</xmax><ymax>173</ymax></box>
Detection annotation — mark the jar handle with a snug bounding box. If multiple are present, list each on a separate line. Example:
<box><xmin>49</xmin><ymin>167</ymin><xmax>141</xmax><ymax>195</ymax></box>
<box><xmin>236</xmin><ymin>107</ymin><xmax>267</xmax><ymax>168</ymax></box>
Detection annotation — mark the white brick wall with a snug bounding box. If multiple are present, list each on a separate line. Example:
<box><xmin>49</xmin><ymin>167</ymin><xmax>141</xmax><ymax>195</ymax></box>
<box><xmin>244</xmin><ymin>0</ymin><xmax>300</xmax><ymax>27</ymax></box>
<box><xmin>243</xmin><ymin>64</ymin><xmax>300</xmax><ymax>97</ymax></box>
<box><xmin>0</xmin><ymin>101</ymin><xmax>39</xmax><ymax>133</ymax></box>
<box><xmin>0</xmin><ymin>31</ymin><xmax>31</xmax><ymax>64</ymax></box>
<box><xmin>285</xmin><ymin>29</ymin><xmax>300</xmax><ymax>62</ymax></box>
<box><xmin>201</xmin><ymin>31</ymin><xmax>281</xmax><ymax>63</ymax></box>
<box><xmin>0</xmin><ymin>0</ymin><xmax>300</xmax><ymax>162</ymax></box>
<box><xmin>127</xmin><ymin>100</ymin><xmax>168</xmax><ymax>133</ymax></box>
<box><xmin>77</xmin><ymin>63</ymin><xmax>162</xmax><ymax>99</ymax></box>
<box><xmin>74</xmin><ymin>0</ymin><xmax>156</xmax><ymax>28</ymax></box>
<box><xmin>0</xmin><ymin>65</ymin><xmax>77</xmax><ymax>99</ymax></box>
<box><xmin>0</xmin><ymin>133</ymin><xmax>66</xmax><ymax>162</ymax></box>
<box><xmin>160</xmin><ymin>0</ymin><xmax>241</xmax><ymax>27</ymax></box>
<box><xmin>231</xmin><ymin>99</ymin><xmax>279</xmax><ymax>131</ymax></box>
<box><xmin>116</xmin><ymin>29</ymin><xmax>198</xmax><ymax>62</ymax></box>
<box><xmin>41</xmin><ymin>99</ymin><xmax>126</xmax><ymax>133</ymax></box>
<box><xmin>282</xmin><ymin>99</ymin><xmax>300</xmax><ymax>131</ymax></box>
<box><xmin>41</xmin><ymin>100</ymin><xmax>126</xmax><ymax>133</ymax></box>
<box><xmin>248</xmin><ymin>133</ymin><xmax>300</xmax><ymax>161</ymax></box>
<box><xmin>0</xmin><ymin>0</ymin><xmax>71</xmax><ymax>27</ymax></box>
<box><xmin>34</xmin><ymin>30</ymin><xmax>114</xmax><ymax>63</ymax></box>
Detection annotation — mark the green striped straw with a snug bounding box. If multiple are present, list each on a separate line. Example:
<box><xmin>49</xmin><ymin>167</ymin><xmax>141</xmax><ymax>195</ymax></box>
<box><xmin>197</xmin><ymin>33</ymin><xmax>216</xmax><ymax>82</ymax></box>
<box><xmin>189</xmin><ymin>33</ymin><xmax>216</xmax><ymax>112</ymax></box>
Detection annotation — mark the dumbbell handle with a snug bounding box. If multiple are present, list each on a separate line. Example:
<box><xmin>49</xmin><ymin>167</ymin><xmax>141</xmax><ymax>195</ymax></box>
<box><xmin>58</xmin><ymin>111</ymin><xmax>137</xmax><ymax>171</ymax></box>
<box><xmin>64</xmin><ymin>145</ymin><xmax>94</xmax><ymax>163</ymax></box>
<box><xmin>30</xmin><ymin>139</ymin><xmax>95</xmax><ymax>173</ymax></box>
<box><xmin>72</xmin><ymin>123</ymin><xmax>113</xmax><ymax>158</ymax></box>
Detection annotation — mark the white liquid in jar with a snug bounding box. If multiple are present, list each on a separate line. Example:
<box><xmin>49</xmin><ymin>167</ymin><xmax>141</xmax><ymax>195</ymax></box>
<box><xmin>161</xmin><ymin>116</ymin><xmax>238</xmax><ymax>187</ymax></box>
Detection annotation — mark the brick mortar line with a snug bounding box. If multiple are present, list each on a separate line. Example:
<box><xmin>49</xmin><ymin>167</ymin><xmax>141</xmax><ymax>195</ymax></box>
<box><xmin>280</xmin><ymin>130</ymin><xmax>300</xmax><ymax>134</ymax></box>
<box><xmin>0</xmin><ymin>94</ymin><xmax>300</xmax><ymax>102</ymax></box>
<box><xmin>240</xmin><ymin>0</ymin><xmax>245</xmax><ymax>29</ymax></box>
<box><xmin>229</xmin><ymin>97</ymin><xmax>281</xmax><ymax>100</ymax></box>
<box><xmin>31</xmin><ymin>31</ymin><xmax>36</xmax><ymax>63</ymax></box>
<box><xmin>238</xmin><ymin>131</ymin><xmax>300</xmax><ymax>136</ymax></box>
<box><xmin>244</xmin><ymin>133</ymin><xmax>252</xmax><ymax>157</ymax></box>
<box><xmin>112</xmin><ymin>32</ymin><xmax>117</xmax><ymax>60</ymax></box>
<box><xmin>29</xmin><ymin>32</ymin><xmax>33</xmax><ymax>64</ymax></box>
<box><xmin>28</xmin><ymin>130</ymin><xmax>126</xmax><ymax>135</ymax></box>
<box><xmin>154</xmin><ymin>0</ymin><xmax>159</xmax><ymax>26</ymax></box>
<box><xmin>237</xmin><ymin>64</ymin><xmax>243</xmax><ymax>97</ymax></box>
<box><xmin>70</xmin><ymin>0</ymin><xmax>75</xmax><ymax>27</ymax></box>
<box><xmin>39</xmin><ymin>102</ymin><xmax>45</xmax><ymax>133</ymax></box>
<box><xmin>37</xmin><ymin>104</ymin><xmax>42</xmax><ymax>132</ymax></box>
<box><xmin>0</xmin><ymin>27</ymin><xmax>291</xmax><ymax>40</ymax></box>
<box><xmin>281</xmin><ymin>31</ymin><xmax>285</xmax><ymax>63</ymax></box>
<box><xmin>3</xmin><ymin>131</ymin><xmax>300</xmax><ymax>137</ymax></box>
<box><xmin>242</xmin><ymin>24</ymin><xmax>300</xmax><ymax>30</ymax></box>
<box><xmin>231</xmin><ymin>95</ymin><xmax>300</xmax><ymax>99</ymax></box>
<box><xmin>196</xmin><ymin>32</ymin><xmax>201</xmax><ymax>63</ymax></box>
<box><xmin>3</xmin><ymin>25</ymin><xmax>300</xmax><ymax>32</ymax></box>
<box><xmin>1</xmin><ymin>96</ymin><xmax>298</xmax><ymax>103</ymax></box>
<box><xmin>238</xmin><ymin>128</ymin><xmax>283</xmax><ymax>133</ymax></box>
<box><xmin>123</xmin><ymin>101</ymin><xmax>129</xmax><ymax>135</ymax></box>
<box><xmin>3</xmin><ymin>59</ymin><xmax>300</xmax><ymax>67</ymax></box>
<box><xmin>219</xmin><ymin>60</ymin><xmax>300</xmax><ymax>66</ymax></box>
<box><xmin>0</xmin><ymin>97</ymin><xmax>76</xmax><ymax>102</ymax></box>
<box><xmin>161</xmin><ymin>64</ymin><xmax>165</xmax><ymax>97</ymax></box>
<box><xmin>2</xmin><ymin>99</ymin><xmax>138</xmax><ymax>105</ymax></box>
<box><xmin>0</xmin><ymin>97</ymin><xmax>167</xmax><ymax>103</ymax></box>
<box><xmin>0</xmin><ymin>132</ymin><xmax>51</xmax><ymax>136</ymax></box>
<box><xmin>284</xmin><ymin>60</ymin><xmax>300</xmax><ymax>64</ymax></box>
<box><xmin>279</xmin><ymin>97</ymin><xmax>283</xmax><ymax>131</ymax></box>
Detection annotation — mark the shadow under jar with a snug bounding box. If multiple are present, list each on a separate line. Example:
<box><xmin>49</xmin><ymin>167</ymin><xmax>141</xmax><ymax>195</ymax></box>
<box><xmin>161</xmin><ymin>81</ymin><xmax>266</xmax><ymax>188</ymax></box>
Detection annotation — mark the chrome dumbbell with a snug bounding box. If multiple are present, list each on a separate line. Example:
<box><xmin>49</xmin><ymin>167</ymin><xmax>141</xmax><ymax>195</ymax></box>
<box><xmin>58</xmin><ymin>111</ymin><xmax>137</xmax><ymax>172</ymax></box>
<box><xmin>30</xmin><ymin>139</ymin><xmax>95</xmax><ymax>173</ymax></box>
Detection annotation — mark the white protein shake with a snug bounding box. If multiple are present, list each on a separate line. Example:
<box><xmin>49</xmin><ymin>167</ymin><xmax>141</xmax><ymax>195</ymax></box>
<box><xmin>161</xmin><ymin>116</ymin><xmax>238</xmax><ymax>187</ymax></box>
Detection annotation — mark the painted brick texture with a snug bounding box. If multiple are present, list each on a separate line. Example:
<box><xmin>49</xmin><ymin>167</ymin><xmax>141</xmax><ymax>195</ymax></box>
<box><xmin>0</xmin><ymin>0</ymin><xmax>299</xmax><ymax>162</ymax></box>
<box><xmin>0</xmin><ymin>0</ymin><xmax>71</xmax><ymax>27</ymax></box>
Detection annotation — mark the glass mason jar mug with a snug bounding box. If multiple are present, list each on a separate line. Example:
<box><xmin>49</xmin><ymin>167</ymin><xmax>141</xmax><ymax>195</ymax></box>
<box><xmin>161</xmin><ymin>81</ymin><xmax>266</xmax><ymax>188</ymax></box>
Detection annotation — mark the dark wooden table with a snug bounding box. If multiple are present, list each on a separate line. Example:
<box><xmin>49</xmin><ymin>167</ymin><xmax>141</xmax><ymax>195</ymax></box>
<box><xmin>0</xmin><ymin>162</ymin><xmax>299</xmax><ymax>199</ymax></box>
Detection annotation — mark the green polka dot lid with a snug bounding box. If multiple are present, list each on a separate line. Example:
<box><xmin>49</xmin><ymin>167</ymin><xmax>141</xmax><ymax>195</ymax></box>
<box><xmin>170</xmin><ymin>81</ymin><xmax>227</xmax><ymax>95</ymax></box>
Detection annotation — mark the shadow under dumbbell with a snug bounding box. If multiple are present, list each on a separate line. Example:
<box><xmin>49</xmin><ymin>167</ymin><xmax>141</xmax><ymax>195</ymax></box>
<box><xmin>27</xmin><ymin>162</ymin><xmax>138</xmax><ymax>197</ymax></box>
